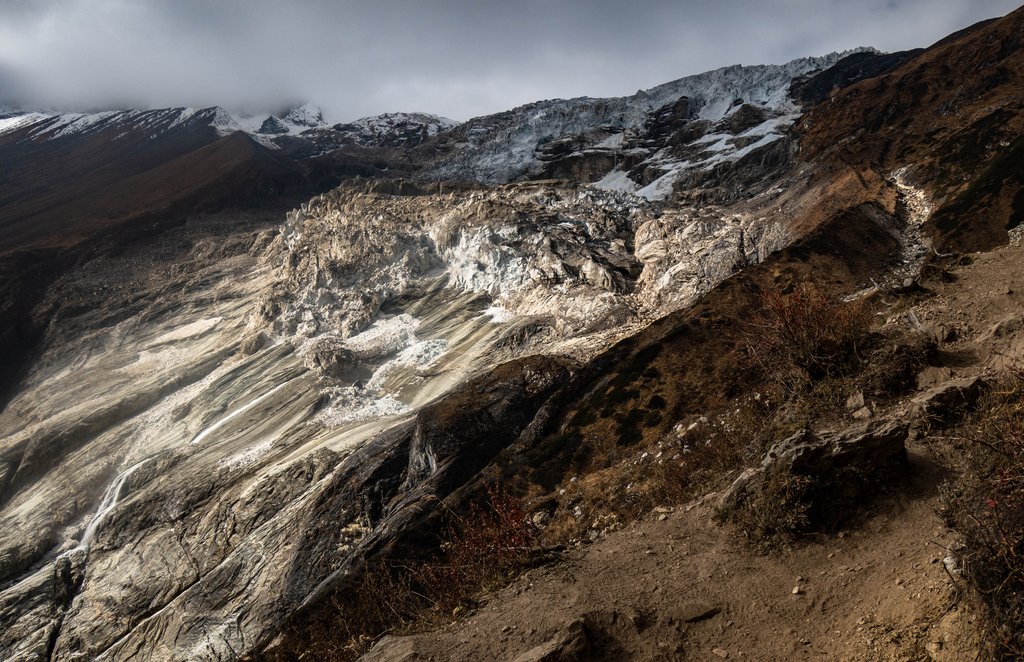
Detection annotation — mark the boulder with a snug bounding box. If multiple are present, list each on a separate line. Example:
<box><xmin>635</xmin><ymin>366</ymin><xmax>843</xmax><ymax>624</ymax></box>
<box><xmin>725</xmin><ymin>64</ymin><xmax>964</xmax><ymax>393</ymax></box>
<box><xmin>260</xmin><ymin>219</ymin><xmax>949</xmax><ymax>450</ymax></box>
<box><xmin>911</xmin><ymin>376</ymin><xmax>988</xmax><ymax>424</ymax></box>
<box><xmin>511</xmin><ymin>620</ymin><xmax>592</xmax><ymax>662</ymax></box>
<box><xmin>916</xmin><ymin>366</ymin><xmax>952</xmax><ymax>390</ymax></box>
<box><xmin>721</xmin><ymin>419</ymin><xmax>909</xmax><ymax>510</ymax></box>
<box><xmin>361</xmin><ymin>635</ymin><xmax>419</xmax><ymax>662</ymax></box>
<box><xmin>302</xmin><ymin>335</ymin><xmax>357</xmax><ymax>378</ymax></box>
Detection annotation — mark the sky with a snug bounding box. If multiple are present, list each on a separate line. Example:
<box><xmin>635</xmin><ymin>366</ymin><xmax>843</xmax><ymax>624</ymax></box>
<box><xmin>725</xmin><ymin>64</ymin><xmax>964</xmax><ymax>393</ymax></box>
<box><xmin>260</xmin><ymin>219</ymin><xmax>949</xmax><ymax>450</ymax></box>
<box><xmin>0</xmin><ymin>0</ymin><xmax>1019</xmax><ymax>122</ymax></box>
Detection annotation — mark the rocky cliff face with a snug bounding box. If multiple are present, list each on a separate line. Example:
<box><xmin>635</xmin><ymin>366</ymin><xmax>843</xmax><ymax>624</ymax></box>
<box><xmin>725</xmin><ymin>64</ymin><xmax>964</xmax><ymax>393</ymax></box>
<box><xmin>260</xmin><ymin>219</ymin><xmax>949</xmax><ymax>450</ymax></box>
<box><xmin>1</xmin><ymin>8</ymin><xmax>1023</xmax><ymax>661</ymax></box>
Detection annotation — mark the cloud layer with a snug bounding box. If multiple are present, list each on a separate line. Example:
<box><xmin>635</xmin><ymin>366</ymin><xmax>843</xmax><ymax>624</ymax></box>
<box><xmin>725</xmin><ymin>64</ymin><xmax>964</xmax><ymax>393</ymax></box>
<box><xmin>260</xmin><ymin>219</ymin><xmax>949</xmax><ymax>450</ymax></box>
<box><xmin>0</xmin><ymin>0</ymin><xmax>1018</xmax><ymax>122</ymax></box>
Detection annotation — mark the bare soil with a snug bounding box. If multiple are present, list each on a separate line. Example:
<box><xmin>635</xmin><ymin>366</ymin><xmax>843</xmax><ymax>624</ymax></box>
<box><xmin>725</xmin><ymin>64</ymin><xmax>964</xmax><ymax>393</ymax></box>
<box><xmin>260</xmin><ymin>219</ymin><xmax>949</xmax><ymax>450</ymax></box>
<box><xmin>363</xmin><ymin>443</ymin><xmax>963</xmax><ymax>661</ymax></box>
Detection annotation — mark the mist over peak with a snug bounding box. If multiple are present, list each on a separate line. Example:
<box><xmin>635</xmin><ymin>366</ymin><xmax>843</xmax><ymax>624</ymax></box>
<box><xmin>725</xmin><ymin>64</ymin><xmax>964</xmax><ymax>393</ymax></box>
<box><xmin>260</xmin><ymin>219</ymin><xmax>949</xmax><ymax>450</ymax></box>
<box><xmin>0</xmin><ymin>0</ymin><xmax>1018</xmax><ymax>122</ymax></box>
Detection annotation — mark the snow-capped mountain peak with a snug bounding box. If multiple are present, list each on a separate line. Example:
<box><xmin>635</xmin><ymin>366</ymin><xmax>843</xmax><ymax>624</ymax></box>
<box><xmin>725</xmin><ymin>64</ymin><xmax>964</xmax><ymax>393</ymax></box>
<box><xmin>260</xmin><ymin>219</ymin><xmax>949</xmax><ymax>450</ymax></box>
<box><xmin>330</xmin><ymin>112</ymin><xmax>460</xmax><ymax>148</ymax></box>
<box><xmin>281</xmin><ymin>102</ymin><xmax>325</xmax><ymax>128</ymax></box>
<box><xmin>424</xmin><ymin>48</ymin><xmax>874</xmax><ymax>192</ymax></box>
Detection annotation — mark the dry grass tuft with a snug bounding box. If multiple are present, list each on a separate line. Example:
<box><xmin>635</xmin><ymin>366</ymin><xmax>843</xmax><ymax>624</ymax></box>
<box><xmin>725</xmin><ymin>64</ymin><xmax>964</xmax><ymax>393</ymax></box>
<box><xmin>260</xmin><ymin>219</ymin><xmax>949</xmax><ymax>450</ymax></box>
<box><xmin>745</xmin><ymin>283</ymin><xmax>873</xmax><ymax>394</ymax></box>
<box><xmin>941</xmin><ymin>371</ymin><xmax>1024</xmax><ymax>659</ymax></box>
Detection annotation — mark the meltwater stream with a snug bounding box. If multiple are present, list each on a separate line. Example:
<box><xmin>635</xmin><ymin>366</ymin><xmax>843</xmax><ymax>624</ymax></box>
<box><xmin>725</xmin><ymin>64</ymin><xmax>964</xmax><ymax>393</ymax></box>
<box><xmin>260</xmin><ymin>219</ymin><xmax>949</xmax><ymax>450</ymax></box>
<box><xmin>75</xmin><ymin>458</ymin><xmax>152</xmax><ymax>552</ymax></box>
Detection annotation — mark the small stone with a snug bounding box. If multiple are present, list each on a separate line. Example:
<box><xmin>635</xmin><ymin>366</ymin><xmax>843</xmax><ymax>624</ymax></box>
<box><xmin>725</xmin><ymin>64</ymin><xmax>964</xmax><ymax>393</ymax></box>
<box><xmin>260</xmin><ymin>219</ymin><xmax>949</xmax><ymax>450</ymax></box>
<box><xmin>712</xmin><ymin>648</ymin><xmax>729</xmax><ymax>659</ymax></box>
<box><xmin>677</xmin><ymin>603</ymin><xmax>721</xmax><ymax>623</ymax></box>
<box><xmin>792</xmin><ymin>586</ymin><xmax>803</xmax><ymax>595</ymax></box>
<box><xmin>659</xmin><ymin>514</ymin><xmax>669</xmax><ymax>521</ymax></box>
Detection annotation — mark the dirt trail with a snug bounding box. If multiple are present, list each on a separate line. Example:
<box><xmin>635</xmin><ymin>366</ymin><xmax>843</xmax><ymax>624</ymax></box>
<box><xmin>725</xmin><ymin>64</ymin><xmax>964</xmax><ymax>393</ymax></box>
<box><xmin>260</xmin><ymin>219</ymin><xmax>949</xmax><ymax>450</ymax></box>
<box><xmin>362</xmin><ymin>443</ymin><xmax>966</xmax><ymax>661</ymax></box>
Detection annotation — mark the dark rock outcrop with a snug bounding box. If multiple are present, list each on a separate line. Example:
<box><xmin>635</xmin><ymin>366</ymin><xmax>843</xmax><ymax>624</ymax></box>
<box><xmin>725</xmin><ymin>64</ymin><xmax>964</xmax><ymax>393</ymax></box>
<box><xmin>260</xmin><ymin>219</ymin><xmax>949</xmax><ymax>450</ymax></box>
<box><xmin>721</xmin><ymin>419</ymin><xmax>910</xmax><ymax>514</ymax></box>
<box><xmin>911</xmin><ymin>377</ymin><xmax>989</xmax><ymax>425</ymax></box>
<box><xmin>257</xmin><ymin>116</ymin><xmax>290</xmax><ymax>134</ymax></box>
<box><xmin>789</xmin><ymin>49</ymin><xmax>922</xmax><ymax>106</ymax></box>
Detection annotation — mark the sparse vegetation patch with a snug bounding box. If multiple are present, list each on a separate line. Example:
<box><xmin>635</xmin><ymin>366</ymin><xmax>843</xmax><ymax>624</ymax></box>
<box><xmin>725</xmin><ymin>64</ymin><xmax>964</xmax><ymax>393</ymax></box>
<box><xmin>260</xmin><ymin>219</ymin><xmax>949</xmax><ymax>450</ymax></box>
<box><xmin>941</xmin><ymin>371</ymin><xmax>1024</xmax><ymax>659</ymax></box>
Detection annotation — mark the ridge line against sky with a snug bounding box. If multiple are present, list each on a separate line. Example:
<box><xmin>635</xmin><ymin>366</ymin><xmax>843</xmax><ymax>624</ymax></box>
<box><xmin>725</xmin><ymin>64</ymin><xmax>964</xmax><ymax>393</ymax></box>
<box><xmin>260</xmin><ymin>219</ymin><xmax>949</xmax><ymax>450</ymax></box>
<box><xmin>0</xmin><ymin>0</ymin><xmax>1019</xmax><ymax>123</ymax></box>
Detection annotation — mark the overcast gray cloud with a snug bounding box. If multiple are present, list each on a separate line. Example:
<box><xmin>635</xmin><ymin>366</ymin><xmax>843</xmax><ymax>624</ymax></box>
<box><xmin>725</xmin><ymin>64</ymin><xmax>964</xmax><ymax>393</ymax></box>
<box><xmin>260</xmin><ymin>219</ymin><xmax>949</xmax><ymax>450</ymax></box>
<box><xmin>0</xmin><ymin>0</ymin><xmax>1019</xmax><ymax>122</ymax></box>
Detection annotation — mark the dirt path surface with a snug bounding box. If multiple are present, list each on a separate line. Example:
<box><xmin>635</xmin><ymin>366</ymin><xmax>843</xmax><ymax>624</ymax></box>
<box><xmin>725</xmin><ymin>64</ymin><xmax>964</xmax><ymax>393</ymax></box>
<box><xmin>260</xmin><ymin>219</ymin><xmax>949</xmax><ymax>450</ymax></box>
<box><xmin>363</xmin><ymin>446</ymin><xmax>964</xmax><ymax>661</ymax></box>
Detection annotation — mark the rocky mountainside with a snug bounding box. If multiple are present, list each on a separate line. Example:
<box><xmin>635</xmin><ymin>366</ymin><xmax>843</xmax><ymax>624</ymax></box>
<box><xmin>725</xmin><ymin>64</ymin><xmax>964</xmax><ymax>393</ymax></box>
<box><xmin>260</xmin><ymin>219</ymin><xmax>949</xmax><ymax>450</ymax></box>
<box><xmin>1</xmin><ymin>6</ymin><xmax>1024</xmax><ymax>661</ymax></box>
<box><xmin>416</xmin><ymin>51</ymin><xmax>867</xmax><ymax>189</ymax></box>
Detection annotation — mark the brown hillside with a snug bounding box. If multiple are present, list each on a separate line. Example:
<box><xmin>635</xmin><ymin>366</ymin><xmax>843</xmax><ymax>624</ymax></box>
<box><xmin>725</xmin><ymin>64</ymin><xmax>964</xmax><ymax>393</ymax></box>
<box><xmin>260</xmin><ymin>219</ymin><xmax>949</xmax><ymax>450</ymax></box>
<box><xmin>798</xmin><ymin>6</ymin><xmax>1024</xmax><ymax>252</ymax></box>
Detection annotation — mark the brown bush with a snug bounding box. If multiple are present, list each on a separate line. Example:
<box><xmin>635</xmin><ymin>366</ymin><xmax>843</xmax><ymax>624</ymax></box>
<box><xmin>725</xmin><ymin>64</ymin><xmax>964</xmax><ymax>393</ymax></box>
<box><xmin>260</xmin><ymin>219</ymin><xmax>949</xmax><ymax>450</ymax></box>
<box><xmin>745</xmin><ymin>283</ymin><xmax>873</xmax><ymax>394</ymax></box>
<box><xmin>650</xmin><ymin>398</ymin><xmax>778</xmax><ymax>501</ymax></box>
<box><xmin>261</xmin><ymin>485</ymin><xmax>537</xmax><ymax>661</ymax></box>
<box><xmin>941</xmin><ymin>372</ymin><xmax>1024</xmax><ymax>659</ymax></box>
<box><xmin>419</xmin><ymin>484</ymin><xmax>538</xmax><ymax>614</ymax></box>
<box><xmin>726</xmin><ymin>471</ymin><xmax>813</xmax><ymax>546</ymax></box>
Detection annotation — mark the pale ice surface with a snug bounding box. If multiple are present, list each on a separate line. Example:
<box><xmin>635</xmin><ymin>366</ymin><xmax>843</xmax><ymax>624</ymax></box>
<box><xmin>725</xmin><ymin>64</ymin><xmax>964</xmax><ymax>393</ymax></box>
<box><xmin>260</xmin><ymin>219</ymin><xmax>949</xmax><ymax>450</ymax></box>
<box><xmin>636</xmin><ymin>170</ymin><xmax>682</xmax><ymax>201</ymax></box>
<box><xmin>218</xmin><ymin>438</ymin><xmax>276</xmax><ymax>471</ymax></box>
<box><xmin>343</xmin><ymin>314</ymin><xmax>421</xmax><ymax>358</ymax></box>
<box><xmin>150</xmin><ymin>317</ymin><xmax>223</xmax><ymax>345</ymax></box>
<box><xmin>312</xmin><ymin>313</ymin><xmax>450</xmax><ymax>426</ymax></box>
<box><xmin>190</xmin><ymin>380</ymin><xmax>296</xmax><ymax>446</ymax></box>
<box><xmin>315</xmin><ymin>392</ymin><xmax>408</xmax><ymax>426</ymax></box>
<box><xmin>594</xmin><ymin>169</ymin><xmax>640</xmax><ymax>194</ymax></box>
<box><xmin>482</xmin><ymin>305</ymin><xmax>516</xmax><ymax>324</ymax></box>
<box><xmin>365</xmin><ymin>338</ymin><xmax>449</xmax><ymax>392</ymax></box>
